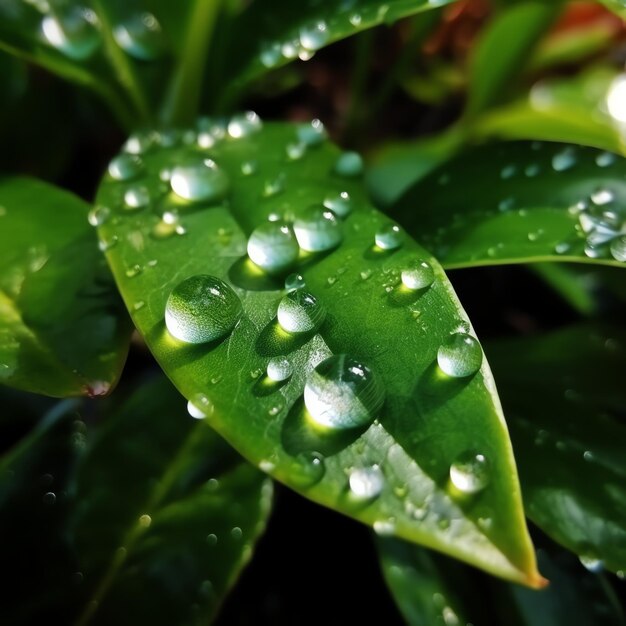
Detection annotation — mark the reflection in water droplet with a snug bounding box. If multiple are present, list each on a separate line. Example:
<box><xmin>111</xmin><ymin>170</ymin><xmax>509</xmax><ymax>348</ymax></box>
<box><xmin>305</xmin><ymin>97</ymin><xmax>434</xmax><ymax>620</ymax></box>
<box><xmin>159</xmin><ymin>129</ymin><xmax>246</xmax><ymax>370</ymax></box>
<box><xmin>297</xmin><ymin>119</ymin><xmax>326</xmax><ymax>146</ymax></box>
<box><xmin>610</xmin><ymin>235</ymin><xmax>626</xmax><ymax>262</ymax></box>
<box><xmin>449</xmin><ymin>451</ymin><xmax>490</xmax><ymax>494</ymax></box>
<box><xmin>165</xmin><ymin>275</ymin><xmax>242</xmax><ymax>343</ymax></box>
<box><xmin>580</xmin><ymin>554</ymin><xmax>604</xmax><ymax>573</ymax></box>
<box><xmin>323</xmin><ymin>191</ymin><xmax>352</xmax><ymax>218</ymax></box>
<box><xmin>170</xmin><ymin>158</ymin><xmax>230</xmax><ymax>203</ymax></box>
<box><xmin>293</xmin><ymin>208</ymin><xmax>342</xmax><ymax>252</ymax></box>
<box><xmin>590</xmin><ymin>188</ymin><xmax>614</xmax><ymax>206</ymax></box>
<box><xmin>108</xmin><ymin>154</ymin><xmax>142</xmax><ymax>181</ymax></box>
<box><xmin>266</xmin><ymin>357</ymin><xmax>292</xmax><ymax>382</ymax></box>
<box><xmin>304</xmin><ymin>354</ymin><xmax>385</xmax><ymax>429</ymax></box>
<box><xmin>401</xmin><ymin>260</ymin><xmax>434</xmax><ymax>290</ymax></box>
<box><xmin>300</xmin><ymin>20</ymin><xmax>329</xmax><ymax>51</ymax></box>
<box><xmin>375</xmin><ymin>223</ymin><xmax>404</xmax><ymax>250</ymax></box>
<box><xmin>247</xmin><ymin>221</ymin><xmax>299</xmax><ymax>274</ymax></box>
<box><xmin>437</xmin><ymin>332</ymin><xmax>483</xmax><ymax>377</ymax></box>
<box><xmin>284</xmin><ymin>273</ymin><xmax>305</xmax><ymax>291</ymax></box>
<box><xmin>334</xmin><ymin>151</ymin><xmax>363</xmax><ymax>177</ymax></box>
<box><xmin>187</xmin><ymin>395</ymin><xmax>214</xmax><ymax>419</ymax></box>
<box><xmin>291</xmin><ymin>451</ymin><xmax>326</xmax><ymax>487</ymax></box>
<box><xmin>113</xmin><ymin>12</ymin><xmax>163</xmax><ymax>60</ymax></box>
<box><xmin>277</xmin><ymin>290</ymin><xmax>326</xmax><ymax>333</ymax></box>
<box><xmin>88</xmin><ymin>205</ymin><xmax>110</xmax><ymax>227</ymax></box>
<box><xmin>228</xmin><ymin>111</ymin><xmax>262</xmax><ymax>138</ymax></box>
<box><xmin>41</xmin><ymin>6</ymin><xmax>100</xmax><ymax>60</ymax></box>
<box><xmin>349</xmin><ymin>465</ymin><xmax>384</xmax><ymax>499</ymax></box>
<box><xmin>124</xmin><ymin>185</ymin><xmax>150</xmax><ymax>210</ymax></box>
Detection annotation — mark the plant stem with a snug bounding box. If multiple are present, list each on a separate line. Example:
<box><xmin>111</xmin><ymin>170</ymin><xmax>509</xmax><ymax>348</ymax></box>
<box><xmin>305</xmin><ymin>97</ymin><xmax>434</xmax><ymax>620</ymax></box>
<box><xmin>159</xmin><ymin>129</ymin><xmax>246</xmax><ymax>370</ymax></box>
<box><xmin>160</xmin><ymin>0</ymin><xmax>223</xmax><ymax>126</ymax></box>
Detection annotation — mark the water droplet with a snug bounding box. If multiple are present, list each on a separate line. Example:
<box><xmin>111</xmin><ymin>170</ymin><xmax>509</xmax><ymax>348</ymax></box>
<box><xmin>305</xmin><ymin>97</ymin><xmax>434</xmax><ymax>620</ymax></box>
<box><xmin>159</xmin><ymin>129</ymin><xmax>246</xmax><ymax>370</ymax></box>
<box><xmin>230</xmin><ymin>526</ymin><xmax>243</xmax><ymax>540</ymax></box>
<box><xmin>334</xmin><ymin>151</ymin><xmax>363</xmax><ymax>177</ymax></box>
<box><xmin>360</xmin><ymin>269</ymin><xmax>372</xmax><ymax>281</ymax></box>
<box><xmin>554</xmin><ymin>242</ymin><xmax>570</xmax><ymax>254</ymax></box>
<box><xmin>291</xmin><ymin>451</ymin><xmax>326</xmax><ymax>487</ymax></box>
<box><xmin>247</xmin><ymin>221</ymin><xmax>299</xmax><ymax>274</ymax></box>
<box><xmin>373</xmin><ymin>519</ymin><xmax>396</xmax><ymax>536</ymax></box>
<box><xmin>113</xmin><ymin>12</ymin><xmax>164</xmax><ymax>61</ymax></box>
<box><xmin>125</xmin><ymin>264</ymin><xmax>142</xmax><ymax>278</ymax></box>
<box><xmin>266</xmin><ymin>357</ymin><xmax>292</xmax><ymax>382</ymax></box>
<box><xmin>304</xmin><ymin>354</ymin><xmax>385</xmax><ymax>429</ymax></box>
<box><xmin>170</xmin><ymin>158</ymin><xmax>230</xmax><ymax>203</ymax></box>
<box><xmin>524</xmin><ymin>163</ymin><xmax>540</xmax><ymax>177</ymax></box>
<box><xmin>41</xmin><ymin>6</ymin><xmax>100</xmax><ymax>60</ymax></box>
<box><xmin>375</xmin><ymin>223</ymin><xmax>404</xmax><ymax>250</ymax></box>
<box><xmin>286</xmin><ymin>142</ymin><xmax>306</xmax><ymax>160</ymax></box>
<box><xmin>580</xmin><ymin>554</ymin><xmax>604</xmax><ymax>573</ymax></box>
<box><xmin>123</xmin><ymin>185</ymin><xmax>150</xmax><ymax>210</ymax></box>
<box><xmin>165</xmin><ymin>275</ymin><xmax>242</xmax><ymax>343</ymax></box>
<box><xmin>297</xmin><ymin>119</ymin><xmax>326</xmax><ymax>146</ymax></box>
<box><xmin>552</xmin><ymin>147</ymin><xmax>577</xmax><ymax>171</ymax></box>
<box><xmin>108</xmin><ymin>154</ymin><xmax>142</xmax><ymax>181</ymax></box>
<box><xmin>99</xmin><ymin>235</ymin><xmax>118</xmax><ymax>252</ymax></box>
<box><xmin>42</xmin><ymin>491</ymin><xmax>56</xmax><ymax>505</ymax></box>
<box><xmin>187</xmin><ymin>394</ymin><xmax>214</xmax><ymax>419</ymax></box>
<box><xmin>228</xmin><ymin>111</ymin><xmax>262</xmax><ymax>138</ymax></box>
<box><xmin>500</xmin><ymin>164</ymin><xmax>516</xmax><ymax>179</ymax></box>
<box><xmin>123</xmin><ymin>132</ymin><xmax>153</xmax><ymax>155</ymax></box>
<box><xmin>300</xmin><ymin>20</ymin><xmax>329</xmax><ymax>51</ymax></box>
<box><xmin>349</xmin><ymin>465</ymin><xmax>384</xmax><ymax>499</ymax></box>
<box><xmin>87</xmin><ymin>205</ymin><xmax>110</xmax><ymax>226</ymax></box>
<box><xmin>241</xmin><ymin>161</ymin><xmax>257</xmax><ymax>176</ymax></box>
<box><xmin>498</xmin><ymin>197</ymin><xmax>514</xmax><ymax>212</ymax></box>
<box><xmin>610</xmin><ymin>235</ymin><xmax>626</xmax><ymax>262</ymax></box>
<box><xmin>206</xmin><ymin>533</ymin><xmax>218</xmax><ymax>545</ymax></box>
<box><xmin>260</xmin><ymin>41</ymin><xmax>281</xmax><ymax>67</ymax></box>
<box><xmin>590</xmin><ymin>188</ymin><xmax>614</xmax><ymax>206</ymax></box>
<box><xmin>277</xmin><ymin>289</ymin><xmax>326</xmax><ymax>333</ymax></box>
<box><xmin>437</xmin><ymin>332</ymin><xmax>482</xmax><ymax>377</ymax></box>
<box><xmin>293</xmin><ymin>207</ymin><xmax>342</xmax><ymax>252</ymax></box>
<box><xmin>349</xmin><ymin>13</ymin><xmax>362</xmax><ymax>26</ymax></box>
<box><xmin>449</xmin><ymin>451</ymin><xmax>490</xmax><ymax>494</ymax></box>
<box><xmin>401</xmin><ymin>260</ymin><xmax>434</xmax><ymax>290</ymax></box>
<box><xmin>596</xmin><ymin>151</ymin><xmax>616</xmax><ymax>168</ymax></box>
<box><xmin>323</xmin><ymin>191</ymin><xmax>352</xmax><ymax>218</ymax></box>
<box><xmin>284</xmin><ymin>273</ymin><xmax>305</xmax><ymax>291</ymax></box>
<box><xmin>138</xmin><ymin>514</ymin><xmax>152</xmax><ymax>528</ymax></box>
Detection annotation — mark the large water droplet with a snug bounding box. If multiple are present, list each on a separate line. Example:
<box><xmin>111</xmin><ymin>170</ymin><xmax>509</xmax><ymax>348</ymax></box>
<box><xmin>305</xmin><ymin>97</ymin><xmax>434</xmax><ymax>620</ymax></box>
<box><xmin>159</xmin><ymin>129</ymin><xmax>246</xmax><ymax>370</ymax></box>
<box><xmin>449</xmin><ymin>451</ymin><xmax>490</xmax><ymax>494</ymax></box>
<box><xmin>323</xmin><ymin>191</ymin><xmax>352</xmax><ymax>218</ymax></box>
<box><xmin>170</xmin><ymin>158</ymin><xmax>229</xmax><ymax>203</ymax></box>
<box><xmin>349</xmin><ymin>465</ymin><xmax>384</xmax><ymax>499</ymax></box>
<box><xmin>299</xmin><ymin>20</ymin><xmax>329</xmax><ymax>51</ymax></box>
<box><xmin>610</xmin><ymin>235</ymin><xmax>626</xmax><ymax>262</ymax></box>
<box><xmin>297</xmin><ymin>119</ymin><xmax>326</xmax><ymax>146</ymax></box>
<box><xmin>401</xmin><ymin>260</ymin><xmax>434</xmax><ymax>290</ymax></box>
<box><xmin>165</xmin><ymin>275</ymin><xmax>242</xmax><ymax>343</ymax></box>
<box><xmin>247</xmin><ymin>221</ymin><xmax>299</xmax><ymax>273</ymax></box>
<box><xmin>437</xmin><ymin>332</ymin><xmax>482</xmax><ymax>377</ymax></box>
<box><xmin>293</xmin><ymin>207</ymin><xmax>342</xmax><ymax>252</ymax></box>
<box><xmin>304</xmin><ymin>355</ymin><xmax>385</xmax><ymax>429</ymax></box>
<box><xmin>375</xmin><ymin>223</ymin><xmax>404</xmax><ymax>250</ymax></box>
<box><xmin>41</xmin><ymin>6</ymin><xmax>100</xmax><ymax>60</ymax></box>
<box><xmin>108</xmin><ymin>154</ymin><xmax>142</xmax><ymax>181</ymax></box>
<box><xmin>334</xmin><ymin>151</ymin><xmax>363</xmax><ymax>177</ymax></box>
<box><xmin>228</xmin><ymin>111</ymin><xmax>262</xmax><ymax>138</ymax></box>
<box><xmin>277</xmin><ymin>289</ymin><xmax>326</xmax><ymax>333</ymax></box>
<box><xmin>113</xmin><ymin>12</ymin><xmax>164</xmax><ymax>60</ymax></box>
<box><xmin>266</xmin><ymin>357</ymin><xmax>292</xmax><ymax>382</ymax></box>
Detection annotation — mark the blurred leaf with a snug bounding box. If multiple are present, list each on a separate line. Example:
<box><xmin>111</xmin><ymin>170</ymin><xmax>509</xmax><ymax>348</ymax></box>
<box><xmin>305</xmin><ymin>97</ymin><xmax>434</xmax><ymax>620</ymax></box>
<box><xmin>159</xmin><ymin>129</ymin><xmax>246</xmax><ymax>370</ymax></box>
<box><xmin>600</xmin><ymin>1</ymin><xmax>626</xmax><ymax>19</ymax></box>
<box><xmin>529</xmin><ymin>263</ymin><xmax>597</xmax><ymax>315</ymax></box>
<box><xmin>0</xmin><ymin>178</ymin><xmax>131</xmax><ymax>397</ymax></box>
<box><xmin>488</xmin><ymin>325</ymin><xmax>626</xmax><ymax>573</ymax></box>
<box><xmin>71</xmin><ymin>376</ymin><xmax>273</xmax><ymax>626</ymax></box>
<box><xmin>95</xmin><ymin>119</ymin><xmax>541</xmax><ymax>586</ymax></box>
<box><xmin>392</xmin><ymin>141</ymin><xmax>626</xmax><ymax>269</ymax></box>
<box><xmin>466</xmin><ymin>2</ymin><xmax>560</xmax><ymax>117</ymax></box>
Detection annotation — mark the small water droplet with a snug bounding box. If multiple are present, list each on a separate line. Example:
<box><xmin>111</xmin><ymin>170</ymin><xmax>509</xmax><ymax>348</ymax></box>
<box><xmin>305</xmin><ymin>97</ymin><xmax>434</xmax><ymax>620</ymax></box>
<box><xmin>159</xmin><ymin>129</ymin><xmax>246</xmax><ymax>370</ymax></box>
<box><xmin>449</xmin><ymin>451</ymin><xmax>490</xmax><ymax>494</ymax></box>
<box><xmin>170</xmin><ymin>158</ymin><xmax>230</xmax><ymax>203</ymax></box>
<box><xmin>284</xmin><ymin>273</ymin><xmax>305</xmax><ymax>291</ymax></box>
<box><xmin>323</xmin><ymin>191</ymin><xmax>352</xmax><ymax>218</ymax></box>
<box><xmin>41</xmin><ymin>6</ymin><xmax>100</xmax><ymax>60</ymax></box>
<box><xmin>260</xmin><ymin>41</ymin><xmax>282</xmax><ymax>67</ymax></box>
<box><xmin>123</xmin><ymin>185</ymin><xmax>150</xmax><ymax>210</ymax></box>
<box><xmin>285</xmin><ymin>142</ymin><xmax>306</xmax><ymax>161</ymax></box>
<box><xmin>266</xmin><ymin>357</ymin><xmax>292</xmax><ymax>382</ymax></box>
<box><xmin>291</xmin><ymin>451</ymin><xmax>326</xmax><ymax>487</ymax></box>
<box><xmin>247</xmin><ymin>221</ymin><xmax>299</xmax><ymax>274</ymax></box>
<box><xmin>579</xmin><ymin>554</ymin><xmax>604</xmax><ymax>573</ymax></box>
<box><xmin>373</xmin><ymin>519</ymin><xmax>396</xmax><ymax>536</ymax></box>
<box><xmin>524</xmin><ymin>163</ymin><xmax>540</xmax><ymax>177</ymax></box>
<box><xmin>241</xmin><ymin>161</ymin><xmax>257</xmax><ymax>176</ymax></box>
<box><xmin>555</xmin><ymin>242</ymin><xmax>570</xmax><ymax>255</ymax></box>
<box><xmin>125</xmin><ymin>264</ymin><xmax>142</xmax><ymax>278</ymax></box>
<box><xmin>206</xmin><ymin>533</ymin><xmax>218</xmax><ymax>545</ymax></box>
<box><xmin>138</xmin><ymin>514</ymin><xmax>152</xmax><ymax>528</ymax></box>
<box><xmin>500</xmin><ymin>164</ymin><xmax>516</xmax><ymax>179</ymax></box>
<box><xmin>87</xmin><ymin>205</ymin><xmax>110</xmax><ymax>226</ymax></box>
<box><xmin>437</xmin><ymin>332</ymin><xmax>482</xmax><ymax>377</ymax></box>
<box><xmin>375</xmin><ymin>223</ymin><xmax>404</xmax><ymax>250</ymax></box>
<box><xmin>277</xmin><ymin>289</ymin><xmax>326</xmax><ymax>333</ymax></box>
<box><xmin>401</xmin><ymin>260</ymin><xmax>434</xmax><ymax>290</ymax></box>
<box><xmin>349</xmin><ymin>12</ymin><xmax>362</xmax><ymax>26</ymax></box>
<box><xmin>590</xmin><ymin>188</ymin><xmax>614</xmax><ymax>206</ymax></box>
<box><xmin>334</xmin><ymin>151</ymin><xmax>363</xmax><ymax>177</ymax></box>
<box><xmin>228</xmin><ymin>111</ymin><xmax>262</xmax><ymax>138</ymax></box>
<box><xmin>349</xmin><ymin>465</ymin><xmax>384</xmax><ymax>499</ymax></box>
<box><xmin>360</xmin><ymin>269</ymin><xmax>372</xmax><ymax>281</ymax></box>
<box><xmin>552</xmin><ymin>147</ymin><xmax>577</xmax><ymax>171</ymax></box>
<box><xmin>300</xmin><ymin>20</ymin><xmax>329</xmax><ymax>51</ymax></box>
<box><xmin>42</xmin><ymin>491</ymin><xmax>56</xmax><ymax>505</ymax></box>
<box><xmin>304</xmin><ymin>354</ymin><xmax>385</xmax><ymax>429</ymax></box>
<box><xmin>297</xmin><ymin>119</ymin><xmax>326</xmax><ymax>146</ymax></box>
<box><xmin>610</xmin><ymin>235</ymin><xmax>626</xmax><ymax>262</ymax></box>
<box><xmin>596</xmin><ymin>151</ymin><xmax>616</xmax><ymax>168</ymax></box>
<box><xmin>293</xmin><ymin>207</ymin><xmax>342</xmax><ymax>252</ymax></box>
<box><xmin>113</xmin><ymin>12</ymin><xmax>164</xmax><ymax>60</ymax></box>
<box><xmin>133</xmin><ymin>300</ymin><xmax>145</xmax><ymax>311</ymax></box>
<box><xmin>230</xmin><ymin>526</ymin><xmax>243</xmax><ymax>540</ymax></box>
<box><xmin>165</xmin><ymin>275</ymin><xmax>242</xmax><ymax>343</ymax></box>
<box><xmin>108</xmin><ymin>154</ymin><xmax>142</xmax><ymax>181</ymax></box>
<box><xmin>187</xmin><ymin>394</ymin><xmax>214</xmax><ymax>419</ymax></box>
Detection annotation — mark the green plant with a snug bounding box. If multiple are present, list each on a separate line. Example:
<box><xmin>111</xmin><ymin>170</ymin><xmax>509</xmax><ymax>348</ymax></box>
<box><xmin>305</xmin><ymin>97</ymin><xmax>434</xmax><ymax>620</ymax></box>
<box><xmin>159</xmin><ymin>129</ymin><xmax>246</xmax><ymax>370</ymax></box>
<box><xmin>1</xmin><ymin>0</ymin><xmax>625</xmax><ymax>624</ymax></box>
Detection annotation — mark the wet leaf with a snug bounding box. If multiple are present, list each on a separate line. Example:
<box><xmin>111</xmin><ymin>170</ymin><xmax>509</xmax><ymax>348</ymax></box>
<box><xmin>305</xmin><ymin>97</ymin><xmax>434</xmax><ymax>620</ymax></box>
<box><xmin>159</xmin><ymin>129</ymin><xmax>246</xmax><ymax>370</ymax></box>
<box><xmin>95</xmin><ymin>119</ymin><xmax>541</xmax><ymax>586</ymax></box>
<box><xmin>0</xmin><ymin>177</ymin><xmax>131</xmax><ymax>397</ymax></box>
<box><xmin>392</xmin><ymin>141</ymin><xmax>626</xmax><ymax>269</ymax></box>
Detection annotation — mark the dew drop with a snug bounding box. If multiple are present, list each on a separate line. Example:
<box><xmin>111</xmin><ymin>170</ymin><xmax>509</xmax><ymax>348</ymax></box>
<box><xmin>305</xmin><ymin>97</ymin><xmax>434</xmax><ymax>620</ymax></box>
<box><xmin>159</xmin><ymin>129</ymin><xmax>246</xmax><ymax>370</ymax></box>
<box><xmin>228</xmin><ymin>111</ymin><xmax>262</xmax><ymax>138</ymax></box>
<box><xmin>113</xmin><ymin>12</ymin><xmax>164</xmax><ymax>61</ymax></box>
<box><xmin>108</xmin><ymin>154</ymin><xmax>142</xmax><ymax>181</ymax></box>
<box><xmin>500</xmin><ymin>164</ymin><xmax>516</xmax><ymax>179</ymax></box>
<box><xmin>241</xmin><ymin>161</ymin><xmax>257</xmax><ymax>176</ymax></box>
<box><xmin>41</xmin><ymin>6</ymin><xmax>100</xmax><ymax>60</ymax></box>
<box><xmin>373</xmin><ymin>519</ymin><xmax>396</xmax><ymax>536</ymax></box>
<box><xmin>87</xmin><ymin>205</ymin><xmax>110</xmax><ymax>227</ymax></box>
<box><xmin>293</xmin><ymin>207</ymin><xmax>342</xmax><ymax>252</ymax></box>
<box><xmin>138</xmin><ymin>514</ymin><xmax>152</xmax><ymax>528</ymax></box>
<box><xmin>580</xmin><ymin>554</ymin><xmax>604</xmax><ymax>573</ymax></box>
<box><xmin>247</xmin><ymin>221</ymin><xmax>299</xmax><ymax>274</ymax></box>
<box><xmin>42</xmin><ymin>491</ymin><xmax>56</xmax><ymax>505</ymax></box>
<box><xmin>123</xmin><ymin>185</ymin><xmax>150</xmax><ymax>210</ymax></box>
<box><xmin>437</xmin><ymin>332</ymin><xmax>483</xmax><ymax>377</ymax></box>
<box><xmin>291</xmin><ymin>451</ymin><xmax>326</xmax><ymax>487</ymax></box>
<box><xmin>170</xmin><ymin>158</ymin><xmax>230</xmax><ymax>203</ymax></box>
<box><xmin>187</xmin><ymin>395</ymin><xmax>214</xmax><ymax>419</ymax></box>
<box><xmin>334</xmin><ymin>151</ymin><xmax>364</xmax><ymax>177</ymax></box>
<box><xmin>165</xmin><ymin>275</ymin><xmax>242</xmax><ymax>343</ymax></box>
<box><xmin>323</xmin><ymin>191</ymin><xmax>352</xmax><ymax>218</ymax></box>
<box><xmin>596</xmin><ymin>151</ymin><xmax>616</xmax><ymax>168</ymax></box>
<box><xmin>590</xmin><ymin>188</ymin><xmax>614</xmax><ymax>206</ymax></box>
<box><xmin>286</xmin><ymin>142</ymin><xmax>306</xmax><ymax>160</ymax></box>
<box><xmin>304</xmin><ymin>354</ymin><xmax>385</xmax><ymax>429</ymax></box>
<box><xmin>277</xmin><ymin>289</ymin><xmax>326</xmax><ymax>333</ymax></box>
<box><xmin>610</xmin><ymin>235</ymin><xmax>626</xmax><ymax>262</ymax></box>
<box><xmin>375</xmin><ymin>223</ymin><xmax>404</xmax><ymax>250</ymax></box>
<box><xmin>449</xmin><ymin>451</ymin><xmax>490</xmax><ymax>494</ymax></box>
<box><xmin>260</xmin><ymin>41</ymin><xmax>281</xmax><ymax>67</ymax></box>
<box><xmin>266</xmin><ymin>357</ymin><xmax>292</xmax><ymax>382</ymax></box>
<box><xmin>401</xmin><ymin>260</ymin><xmax>434</xmax><ymax>290</ymax></box>
<box><xmin>284</xmin><ymin>273</ymin><xmax>305</xmax><ymax>291</ymax></box>
<box><xmin>299</xmin><ymin>20</ymin><xmax>329</xmax><ymax>51</ymax></box>
<box><xmin>552</xmin><ymin>147</ymin><xmax>577</xmax><ymax>172</ymax></box>
<box><xmin>349</xmin><ymin>465</ymin><xmax>384</xmax><ymax>499</ymax></box>
<box><xmin>297</xmin><ymin>119</ymin><xmax>326</xmax><ymax>146</ymax></box>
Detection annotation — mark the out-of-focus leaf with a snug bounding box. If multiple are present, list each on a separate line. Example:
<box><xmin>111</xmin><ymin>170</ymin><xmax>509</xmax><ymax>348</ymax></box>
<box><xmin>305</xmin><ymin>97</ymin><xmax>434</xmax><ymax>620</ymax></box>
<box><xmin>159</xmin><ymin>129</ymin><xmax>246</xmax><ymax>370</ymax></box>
<box><xmin>94</xmin><ymin>119</ymin><xmax>542</xmax><ymax>586</ymax></box>
<box><xmin>488</xmin><ymin>325</ymin><xmax>626</xmax><ymax>572</ymax></box>
<box><xmin>0</xmin><ymin>178</ymin><xmax>131</xmax><ymax>398</ymax></box>
<box><xmin>530</xmin><ymin>263</ymin><xmax>597</xmax><ymax>315</ymax></box>
<box><xmin>71</xmin><ymin>376</ymin><xmax>273</xmax><ymax>626</ymax></box>
<box><xmin>392</xmin><ymin>141</ymin><xmax>626</xmax><ymax>269</ymax></box>
<box><xmin>466</xmin><ymin>2</ymin><xmax>560</xmax><ymax>117</ymax></box>
<box><xmin>601</xmin><ymin>1</ymin><xmax>626</xmax><ymax>19</ymax></box>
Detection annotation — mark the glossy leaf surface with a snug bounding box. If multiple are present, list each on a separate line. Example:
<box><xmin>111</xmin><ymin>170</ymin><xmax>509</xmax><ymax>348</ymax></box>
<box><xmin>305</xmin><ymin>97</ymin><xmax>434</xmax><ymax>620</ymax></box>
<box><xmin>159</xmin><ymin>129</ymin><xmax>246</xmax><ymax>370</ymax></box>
<box><xmin>95</xmin><ymin>119</ymin><xmax>541</xmax><ymax>586</ymax></box>
<box><xmin>488</xmin><ymin>325</ymin><xmax>626</xmax><ymax>573</ymax></box>
<box><xmin>392</xmin><ymin>141</ymin><xmax>626</xmax><ymax>268</ymax></box>
<box><xmin>0</xmin><ymin>177</ymin><xmax>131</xmax><ymax>397</ymax></box>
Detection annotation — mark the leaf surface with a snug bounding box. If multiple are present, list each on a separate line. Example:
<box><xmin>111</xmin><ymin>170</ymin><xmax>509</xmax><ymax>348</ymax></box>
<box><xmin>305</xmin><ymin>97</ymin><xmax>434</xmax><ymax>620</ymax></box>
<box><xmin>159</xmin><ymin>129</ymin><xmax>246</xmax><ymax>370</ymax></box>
<box><xmin>95</xmin><ymin>119</ymin><xmax>541</xmax><ymax>586</ymax></box>
<box><xmin>0</xmin><ymin>177</ymin><xmax>131</xmax><ymax>397</ymax></box>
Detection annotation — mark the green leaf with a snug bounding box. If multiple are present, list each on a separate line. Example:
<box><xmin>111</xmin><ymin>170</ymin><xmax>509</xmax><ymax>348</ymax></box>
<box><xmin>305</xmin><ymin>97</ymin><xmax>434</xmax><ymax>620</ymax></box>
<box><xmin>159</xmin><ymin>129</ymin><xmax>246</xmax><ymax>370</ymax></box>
<box><xmin>392</xmin><ymin>141</ymin><xmax>626</xmax><ymax>269</ymax></box>
<box><xmin>487</xmin><ymin>325</ymin><xmax>626</xmax><ymax>573</ymax></box>
<box><xmin>71</xmin><ymin>375</ymin><xmax>273</xmax><ymax>626</ymax></box>
<box><xmin>466</xmin><ymin>2</ymin><xmax>561</xmax><ymax>118</ymax></box>
<box><xmin>600</xmin><ymin>0</ymin><xmax>626</xmax><ymax>19</ymax></box>
<box><xmin>0</xmin><ymin>177</ymin><xmax>131</xmax><ymax>398</ymax></box>
<box><xmin>208</xmin><ymin>0</ymin><xmax>456</xmax><ymax>108</ymax></box>
<box><xmin>95</xmin><ymin>119</ymin><xmax>542</xmax><ymax>586</ymax></box>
